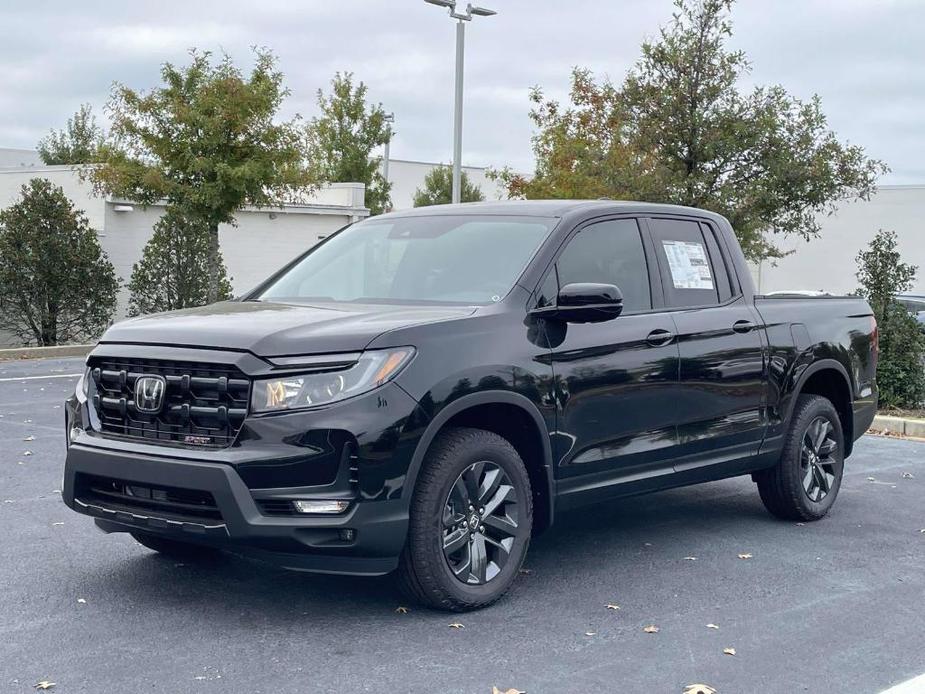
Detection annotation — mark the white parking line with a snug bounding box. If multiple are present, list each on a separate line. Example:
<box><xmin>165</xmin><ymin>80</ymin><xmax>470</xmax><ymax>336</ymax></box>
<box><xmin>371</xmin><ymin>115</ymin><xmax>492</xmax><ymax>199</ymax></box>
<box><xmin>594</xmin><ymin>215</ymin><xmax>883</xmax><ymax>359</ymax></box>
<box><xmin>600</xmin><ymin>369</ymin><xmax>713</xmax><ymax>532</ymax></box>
<box><xmin>881</xmin><ymin>673</ymin><xmax>925</xmax><ymax>693</ymax></box>
<box><xmin>0</xmin><ymin>373</ymin><xmax>82</xmax><ymax>382</ymax></box>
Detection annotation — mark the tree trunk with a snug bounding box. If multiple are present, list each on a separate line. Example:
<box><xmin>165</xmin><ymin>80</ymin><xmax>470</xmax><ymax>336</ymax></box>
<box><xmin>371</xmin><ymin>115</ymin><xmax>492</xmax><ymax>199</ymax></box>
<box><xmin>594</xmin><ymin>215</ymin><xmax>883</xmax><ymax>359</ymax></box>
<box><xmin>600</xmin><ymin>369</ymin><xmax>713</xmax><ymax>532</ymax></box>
<box><xmin>207</xmin><ymin>223</ymin><xmax>220</xmax><ymax>304</ymax></box>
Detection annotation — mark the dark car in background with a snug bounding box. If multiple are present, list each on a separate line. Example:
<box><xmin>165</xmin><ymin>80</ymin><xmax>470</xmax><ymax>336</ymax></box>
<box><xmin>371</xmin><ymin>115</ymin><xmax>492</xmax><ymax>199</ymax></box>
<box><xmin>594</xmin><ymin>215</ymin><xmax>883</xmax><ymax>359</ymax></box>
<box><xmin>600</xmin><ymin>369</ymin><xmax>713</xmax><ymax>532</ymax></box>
<box><xmin>63</xmin><ymin>201</ymin><xmax>878</xmax><ymax>610</ymax></box>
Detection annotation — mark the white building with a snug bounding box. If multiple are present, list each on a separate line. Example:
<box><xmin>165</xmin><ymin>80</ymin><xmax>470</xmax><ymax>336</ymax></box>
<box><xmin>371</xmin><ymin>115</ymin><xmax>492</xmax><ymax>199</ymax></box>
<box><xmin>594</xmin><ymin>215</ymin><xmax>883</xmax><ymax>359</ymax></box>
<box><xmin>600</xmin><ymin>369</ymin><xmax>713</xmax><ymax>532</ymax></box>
<box><xmin>384</xmin><ymin>158</ymin><xmax>506</xmax><ymax>210</ymax></box>
<box><xmin>750</xmin><ymin>185</ymin><xmax>925</xmax><ymax>296</ymax></box>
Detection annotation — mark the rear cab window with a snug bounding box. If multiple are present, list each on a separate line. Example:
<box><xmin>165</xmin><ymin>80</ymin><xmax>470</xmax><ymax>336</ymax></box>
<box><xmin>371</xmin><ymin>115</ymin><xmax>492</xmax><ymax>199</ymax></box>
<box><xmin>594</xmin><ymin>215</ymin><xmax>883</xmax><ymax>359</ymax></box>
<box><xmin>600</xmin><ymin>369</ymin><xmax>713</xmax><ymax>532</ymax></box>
<box><xmin>648</xmin><ymin>218</ymin><xmax>732</xmax><ymax>308</ymax></box>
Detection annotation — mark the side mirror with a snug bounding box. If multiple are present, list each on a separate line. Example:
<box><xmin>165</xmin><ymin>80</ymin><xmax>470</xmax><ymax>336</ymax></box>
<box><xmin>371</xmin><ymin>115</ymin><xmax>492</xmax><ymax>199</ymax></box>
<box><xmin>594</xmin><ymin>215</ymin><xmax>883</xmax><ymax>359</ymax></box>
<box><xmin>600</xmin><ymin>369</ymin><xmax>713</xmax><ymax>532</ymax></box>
<box><xmin>532</xmin><ymin>282</ymin><xmax>624</xmax><ymax>323</ymax></box>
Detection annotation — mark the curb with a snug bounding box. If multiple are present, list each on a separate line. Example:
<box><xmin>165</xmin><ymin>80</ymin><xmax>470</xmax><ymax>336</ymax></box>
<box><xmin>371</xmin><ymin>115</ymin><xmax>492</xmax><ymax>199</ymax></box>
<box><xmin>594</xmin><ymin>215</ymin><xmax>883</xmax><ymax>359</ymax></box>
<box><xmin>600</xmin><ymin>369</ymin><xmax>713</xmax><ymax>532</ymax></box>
<box><xmin>870</xmin><ymin>414</ymin><xmax>925</xmax><ymax>440</ymax></box>
<box><xmin>0</xmin><ymin>344</ymin><xmax>94</xmax><ymax>361</ymax></box>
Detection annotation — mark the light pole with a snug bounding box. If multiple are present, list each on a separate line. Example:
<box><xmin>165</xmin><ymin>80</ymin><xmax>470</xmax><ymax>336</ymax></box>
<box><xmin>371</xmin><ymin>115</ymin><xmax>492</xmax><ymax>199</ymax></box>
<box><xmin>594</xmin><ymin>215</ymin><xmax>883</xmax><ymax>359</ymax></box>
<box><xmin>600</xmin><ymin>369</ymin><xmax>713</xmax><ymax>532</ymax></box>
<box><xmin>382</xmin><ymin>112</ymin><xmax>395</xmax><ymax>210</ymax></box>
<box><xmin>424</xmin><ymin>0</ymin><xmax>496</xmax><ymax>204</ymax></box>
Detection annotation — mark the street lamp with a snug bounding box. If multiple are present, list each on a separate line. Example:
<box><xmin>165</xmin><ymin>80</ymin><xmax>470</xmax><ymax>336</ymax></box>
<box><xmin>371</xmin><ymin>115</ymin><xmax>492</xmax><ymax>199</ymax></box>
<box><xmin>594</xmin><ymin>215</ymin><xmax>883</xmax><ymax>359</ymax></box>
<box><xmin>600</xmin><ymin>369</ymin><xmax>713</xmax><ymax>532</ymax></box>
<box><xmin>382</xmin><ymin>112</ymin><xmax>395</xmax><ymax>201</ymax></box>
<box><xmin>424</xmin><ymin>0</ymin><xmax>497</xmax><ymax>204</ymax></box>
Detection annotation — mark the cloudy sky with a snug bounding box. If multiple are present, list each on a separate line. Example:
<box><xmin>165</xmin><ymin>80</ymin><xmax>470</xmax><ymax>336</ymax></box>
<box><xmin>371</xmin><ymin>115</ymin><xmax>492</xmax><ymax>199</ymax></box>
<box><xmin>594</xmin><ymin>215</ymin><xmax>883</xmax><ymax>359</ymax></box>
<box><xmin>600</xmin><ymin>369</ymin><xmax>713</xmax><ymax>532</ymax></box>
<box><xmin>1</xmin><ymin>0</ymin><xmax>922</xmax><ymax>182</ymax></box>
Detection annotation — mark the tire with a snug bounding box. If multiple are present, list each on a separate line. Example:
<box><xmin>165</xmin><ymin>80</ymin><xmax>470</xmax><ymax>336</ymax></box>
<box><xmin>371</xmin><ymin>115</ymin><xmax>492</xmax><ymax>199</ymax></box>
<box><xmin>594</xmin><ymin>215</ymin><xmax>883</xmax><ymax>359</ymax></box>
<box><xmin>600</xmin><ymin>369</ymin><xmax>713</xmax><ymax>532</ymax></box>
<box><xmin>131</xmin><ymin>531</ymin><xmax>220</xmax><ymax>560</ymax></box>
<box><xmin>396</xmin><ymin>427</ymin><xmax>533</xmax><ymax>611</ymax></box>
<box><xmin>756</xmin><ymin>394</ymin><xmax>845</xmax><ymax>521</ymax></box>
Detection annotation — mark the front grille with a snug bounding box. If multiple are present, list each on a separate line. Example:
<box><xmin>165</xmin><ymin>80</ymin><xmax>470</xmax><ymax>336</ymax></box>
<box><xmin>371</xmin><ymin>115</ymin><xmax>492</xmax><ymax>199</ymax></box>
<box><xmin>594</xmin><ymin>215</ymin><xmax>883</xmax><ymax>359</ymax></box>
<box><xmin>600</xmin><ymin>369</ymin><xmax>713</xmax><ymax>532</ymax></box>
<box><xmin>75</xmin><ymin>473</ymin><xmax>223</xmax><ymax>523</ymax></box>
<box><xmin>88</xmin><ymin>357</ymin><xmax>250</xmax><ymax>448</ymax></box>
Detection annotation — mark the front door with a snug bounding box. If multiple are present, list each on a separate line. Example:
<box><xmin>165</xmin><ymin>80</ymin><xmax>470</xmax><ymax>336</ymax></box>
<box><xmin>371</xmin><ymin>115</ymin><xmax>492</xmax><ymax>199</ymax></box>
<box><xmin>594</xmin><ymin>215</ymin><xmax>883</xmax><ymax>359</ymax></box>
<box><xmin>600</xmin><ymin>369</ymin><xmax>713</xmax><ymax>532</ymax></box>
<box><xmin>540</xmin><ymin>218</ymin><xmax>681</xmax><ymax>506</ymax></box>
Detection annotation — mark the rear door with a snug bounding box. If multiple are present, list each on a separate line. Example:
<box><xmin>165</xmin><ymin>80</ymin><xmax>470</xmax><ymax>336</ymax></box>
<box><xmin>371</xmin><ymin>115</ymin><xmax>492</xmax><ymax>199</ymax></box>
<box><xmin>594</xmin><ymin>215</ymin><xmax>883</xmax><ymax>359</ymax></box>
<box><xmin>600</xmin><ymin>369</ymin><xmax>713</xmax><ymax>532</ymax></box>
<box><xmin>646</xmin><ymin>216</ymin><xmax>767</xmax><ymax>474</ymax></box>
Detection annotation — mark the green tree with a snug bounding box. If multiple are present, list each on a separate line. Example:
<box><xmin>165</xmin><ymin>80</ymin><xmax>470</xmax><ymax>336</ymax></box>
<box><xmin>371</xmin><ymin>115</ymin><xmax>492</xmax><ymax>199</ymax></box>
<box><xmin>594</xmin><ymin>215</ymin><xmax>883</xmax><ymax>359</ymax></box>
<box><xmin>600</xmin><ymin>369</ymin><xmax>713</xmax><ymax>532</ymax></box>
<box><xmin>306</xmin><ymin>73</ymin><xmax>392</xmax><ymax>215</ymax></box>
<box><xmin>37</xmin><ymin>103</ymin><xmax>103</xmax><ymax>165</ymax></box>
<box><xmin>413</xmin><ymin>165</ymin><xmax>485</xmax><ymax>207</ymax></box>
<box><xmin>0</xmin><ymin>179</ymin><xmax>118</xmax><ymax>346</ymax></box>
<box><xmin>497</xmin><ymin>0</ymin><xmax>887</xmax><ymax>262</ymax></box>
<box><xmin>856</xmin><ymin>230</ymin><xmax>925</xmax><ymax>409</ymax></box>
<box><xmin>127</xmin><ymin>208</ymin><xmax>233</xmax><ymax>316</ymax></box>
<box><xmin>89</xmin><ymin>49</ymin><xmax>315</xmax><ymax>302</ymax></box>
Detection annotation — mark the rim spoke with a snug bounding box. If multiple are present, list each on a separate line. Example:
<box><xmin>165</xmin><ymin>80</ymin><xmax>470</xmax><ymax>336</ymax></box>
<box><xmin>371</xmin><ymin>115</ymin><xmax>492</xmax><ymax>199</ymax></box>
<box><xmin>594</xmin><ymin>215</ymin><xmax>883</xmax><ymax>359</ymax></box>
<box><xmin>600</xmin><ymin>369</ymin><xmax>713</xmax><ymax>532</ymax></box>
<box><xmin>819</xmin><ymin>438</ymin><xmax>837</xmax><ymax>458</ymax></box>
<box><xmin>463</xmin><ymin>462</ymin><xmax>484</xmax><ymax>503</ymax></box>
<box><xmin>443</xmin><ymin>527</ymin><xmax>469</xmax><ymax>554</ymax></box>
<box><xmin>813</xmin><ymin>419</ymin><xmax>830</xmax><ymax>454</ymax></box>
<box><xmin>478</xmin><ymin>467</ymin><xmax>503</xmax><ymax>505</ymax></box>
<box><xmin>484</xmin><ymin>512</ymin><xmax>518</xmax><ymax>538</ymax></box>
<box><xmin>802</xmin><ymin>464</ymin><xmax>814</xmax><ymax>493</ymax></box>
<box><xmin>483</xmin><ymin>483</ymin><xmax>514</xmax><ymax>517</ymax></box>
<box><xmin>451</xmin><ymin>542</ymin><xmax>471</xmax><ymax>579</ymax></box>
<box><xmin>469</xmin><ymin>534</ymin><xmax>488</xmax><ymax>584</ymax></box>
<box><xmin>451</xmin><ymin>476</ymin><xmax>470</xmax><ymax>507</ymax></box>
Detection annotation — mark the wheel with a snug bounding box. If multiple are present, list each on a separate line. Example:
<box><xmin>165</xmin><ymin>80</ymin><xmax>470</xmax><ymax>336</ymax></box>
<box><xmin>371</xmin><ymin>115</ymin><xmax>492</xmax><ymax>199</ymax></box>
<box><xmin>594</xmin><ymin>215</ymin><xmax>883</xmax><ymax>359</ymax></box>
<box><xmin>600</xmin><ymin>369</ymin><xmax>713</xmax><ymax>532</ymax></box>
<box><xmin>397</xmin><ymin>427</ymin><xmax>533</xmax><ymax>611</ymax></box>
<box><xmin>756</xmin><ymin>394</ymin><xmax>845</xmax><ymax>521</ymax></box>
<box><xmin>131</xmin><ymin>531</ymin><xmax>220</xmax><ymax>560</ymax></box>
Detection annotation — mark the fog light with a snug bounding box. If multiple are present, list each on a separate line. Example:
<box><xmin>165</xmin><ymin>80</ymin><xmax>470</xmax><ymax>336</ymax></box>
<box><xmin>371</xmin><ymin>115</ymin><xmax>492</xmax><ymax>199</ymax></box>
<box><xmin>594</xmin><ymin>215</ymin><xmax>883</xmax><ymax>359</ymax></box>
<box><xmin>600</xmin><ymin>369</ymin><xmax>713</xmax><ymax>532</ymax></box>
<box><xmin>292</xmin><ymin>499</ymin><xmax>350</xmax><ymax>514</ymax></box>
<box><xmin>69</xmin><ymin>425</ymin><xmax>82</xmax><ymax>444</ymax></box>
<box><xmin>339</xmin><ymin>529</ymin><xmax>356</xmax><ymax>542</ymax></box>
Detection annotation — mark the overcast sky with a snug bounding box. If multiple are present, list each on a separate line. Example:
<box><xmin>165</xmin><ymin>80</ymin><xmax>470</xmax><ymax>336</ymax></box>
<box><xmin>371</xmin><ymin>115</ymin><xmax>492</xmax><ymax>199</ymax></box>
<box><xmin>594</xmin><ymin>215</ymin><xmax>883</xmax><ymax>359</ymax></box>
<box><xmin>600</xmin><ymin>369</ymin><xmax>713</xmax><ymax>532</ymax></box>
<box><xmin>1</xmin><ymin>0</ymin><xmax>922</xmax><ymax>183</ymax></box>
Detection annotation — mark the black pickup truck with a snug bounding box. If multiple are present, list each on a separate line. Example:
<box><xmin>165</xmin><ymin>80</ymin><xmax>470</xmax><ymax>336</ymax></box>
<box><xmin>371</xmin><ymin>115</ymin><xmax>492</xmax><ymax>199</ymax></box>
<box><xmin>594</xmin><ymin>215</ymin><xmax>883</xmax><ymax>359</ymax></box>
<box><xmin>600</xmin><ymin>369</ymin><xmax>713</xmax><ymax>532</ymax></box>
<box><xmin>63</xmin><ymin>201</ymin><xmax>878</xmax><ymax>611</ymax></box>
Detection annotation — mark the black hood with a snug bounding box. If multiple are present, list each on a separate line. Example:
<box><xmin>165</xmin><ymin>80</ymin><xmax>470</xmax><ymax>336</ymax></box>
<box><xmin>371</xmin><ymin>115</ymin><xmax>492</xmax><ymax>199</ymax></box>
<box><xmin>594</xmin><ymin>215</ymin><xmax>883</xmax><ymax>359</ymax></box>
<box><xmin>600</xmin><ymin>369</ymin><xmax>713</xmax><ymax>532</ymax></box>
<box><xmin>99</xmin><ymin>301</ymin><xmax>477</xmax><ymax>357</ymax></box>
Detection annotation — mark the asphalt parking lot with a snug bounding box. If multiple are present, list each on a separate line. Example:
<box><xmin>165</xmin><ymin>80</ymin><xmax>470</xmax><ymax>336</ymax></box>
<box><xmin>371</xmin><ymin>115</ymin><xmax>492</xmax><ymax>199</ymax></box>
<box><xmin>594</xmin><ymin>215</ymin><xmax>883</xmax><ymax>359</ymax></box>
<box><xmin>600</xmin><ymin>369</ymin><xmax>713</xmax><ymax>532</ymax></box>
<box><xmin>1</xmin><ymin>357</ymin><xmax>923</xmax><ymax>694</ymax></box>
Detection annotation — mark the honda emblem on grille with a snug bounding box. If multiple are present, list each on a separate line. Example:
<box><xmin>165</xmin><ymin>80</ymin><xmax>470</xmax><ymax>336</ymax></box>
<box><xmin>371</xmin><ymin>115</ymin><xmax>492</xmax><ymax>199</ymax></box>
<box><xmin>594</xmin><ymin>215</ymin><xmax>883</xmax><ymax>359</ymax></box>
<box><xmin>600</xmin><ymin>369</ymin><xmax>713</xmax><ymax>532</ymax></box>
<box><xmin>134</xmin><ymin>375</ymin><xmax>166</xmax><ymax>414</ymax></box>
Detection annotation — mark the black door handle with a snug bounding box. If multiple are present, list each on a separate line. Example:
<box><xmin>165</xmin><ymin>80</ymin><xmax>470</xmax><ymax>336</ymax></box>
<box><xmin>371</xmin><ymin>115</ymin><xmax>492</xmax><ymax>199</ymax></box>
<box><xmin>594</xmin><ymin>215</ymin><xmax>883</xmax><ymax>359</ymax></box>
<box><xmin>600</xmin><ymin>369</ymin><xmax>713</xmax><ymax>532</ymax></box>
<box><xmin>733</xmin><ymin>320</ymin><xmax>756</xmax><ymax>334</ymax></box>
<box><xmin>646</xmin><ymin>329</ymin><xmax>675</xmax><ymax>346</ymax></box>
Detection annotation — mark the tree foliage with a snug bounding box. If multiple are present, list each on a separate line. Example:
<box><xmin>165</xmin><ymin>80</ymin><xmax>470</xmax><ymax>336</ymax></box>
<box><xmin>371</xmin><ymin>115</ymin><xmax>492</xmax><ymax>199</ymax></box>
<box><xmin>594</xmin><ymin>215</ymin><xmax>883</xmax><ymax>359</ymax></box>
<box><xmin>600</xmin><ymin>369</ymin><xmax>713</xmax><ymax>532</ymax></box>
<box><xmin>89</xmin><ymin>49</ymin><xmax>315</xmax><ymax>302</ymax></box>
<box><xmin>855</xmin><ymin>230</ymin><xmax>925</xmax><ymax>409</ymax></box>
<box><xmin>127</xmin><ymin>208</ymin><xmax>233</xmax><ymax>317</ymax></box>
<box><xmin>306</xmin><ymin>73</ymin><xmax>392</xmax><ymax>215</ymax></box>
<box><xmin>37</xmin><ymin>103</ymin><xmax>103</xmax><ymax>165</ymax></box>
<box><xmin>496</xmin><ymin>0</ymin><xmax>887</xmax><ymax>262</ymax></box>
<box><xmin>0</xmin><ymin>179</ymin><xmax>118</xmax><ymax>346</ymax></box>
<box><xmin>413</xmin><ymin>165</ymin><xmax>484</xmax><ymax>207</ymax></box>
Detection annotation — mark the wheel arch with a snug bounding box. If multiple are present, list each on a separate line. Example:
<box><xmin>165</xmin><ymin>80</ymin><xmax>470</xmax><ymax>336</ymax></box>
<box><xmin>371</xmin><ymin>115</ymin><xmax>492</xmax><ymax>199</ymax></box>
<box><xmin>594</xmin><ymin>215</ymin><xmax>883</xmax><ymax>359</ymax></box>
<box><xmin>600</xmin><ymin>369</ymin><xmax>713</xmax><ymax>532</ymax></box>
<box><xmin>789</xmin><ymin>359</ymin><xmax>855</xmax><ymax>456</ymax></box>
<box><xmin>403</xmin><ymin>391</ymin><xmax>555</xmax><ymax>533</ymax></box>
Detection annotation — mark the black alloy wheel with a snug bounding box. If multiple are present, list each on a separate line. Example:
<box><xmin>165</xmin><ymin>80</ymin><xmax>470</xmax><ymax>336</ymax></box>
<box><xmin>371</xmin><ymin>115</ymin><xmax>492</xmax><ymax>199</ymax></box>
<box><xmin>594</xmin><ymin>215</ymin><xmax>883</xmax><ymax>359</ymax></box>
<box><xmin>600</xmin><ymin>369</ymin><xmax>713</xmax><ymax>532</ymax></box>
<box><xmin>441</xmin><ymin>461</ymin><xmax>520</xmax><ymax>585</ymax></box>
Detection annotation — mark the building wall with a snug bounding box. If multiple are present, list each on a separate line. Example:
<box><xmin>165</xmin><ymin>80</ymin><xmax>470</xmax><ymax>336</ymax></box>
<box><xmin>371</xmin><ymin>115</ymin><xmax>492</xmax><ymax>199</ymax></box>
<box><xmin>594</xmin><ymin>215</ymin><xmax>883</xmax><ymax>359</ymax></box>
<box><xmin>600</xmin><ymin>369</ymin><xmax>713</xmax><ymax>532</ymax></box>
<box><xmin>0</xmin><ymin>163</ymin><xmax>366</xmax><ymax>346</ymax></box>
<box><xmin>0</xmin><ymin>148</ymin><xmax>41</xmax><ymax>168</ymax></box>
<box><xmin>385</xmin><ymin>158</ymin><xmax>507</xmax><ymax>210</ymax></box>
<box><xmin>750</xmin><ymin>186</ymin><xmax>925</xmax><ymax>295</ymax></box>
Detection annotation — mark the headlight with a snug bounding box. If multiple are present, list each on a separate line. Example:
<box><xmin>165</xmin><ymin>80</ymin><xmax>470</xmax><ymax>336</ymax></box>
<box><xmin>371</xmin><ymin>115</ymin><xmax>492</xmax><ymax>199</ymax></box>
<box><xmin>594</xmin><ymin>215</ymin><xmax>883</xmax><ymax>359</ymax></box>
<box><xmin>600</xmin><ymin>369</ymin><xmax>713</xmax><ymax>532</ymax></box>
<box><xmin>251</xmin><ymin>347</ymin><xmax>415</xmax><ymax>413</ymax></box>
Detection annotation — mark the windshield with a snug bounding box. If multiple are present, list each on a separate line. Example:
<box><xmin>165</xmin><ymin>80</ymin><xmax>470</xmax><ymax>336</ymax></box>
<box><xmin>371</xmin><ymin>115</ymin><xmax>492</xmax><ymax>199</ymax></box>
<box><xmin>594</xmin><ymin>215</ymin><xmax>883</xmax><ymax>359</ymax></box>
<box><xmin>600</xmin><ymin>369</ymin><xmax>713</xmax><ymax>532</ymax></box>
<box><xmin>256</xmin><ymin>214</ymin><xmax>556</xmax><ymax>305</ymax></box>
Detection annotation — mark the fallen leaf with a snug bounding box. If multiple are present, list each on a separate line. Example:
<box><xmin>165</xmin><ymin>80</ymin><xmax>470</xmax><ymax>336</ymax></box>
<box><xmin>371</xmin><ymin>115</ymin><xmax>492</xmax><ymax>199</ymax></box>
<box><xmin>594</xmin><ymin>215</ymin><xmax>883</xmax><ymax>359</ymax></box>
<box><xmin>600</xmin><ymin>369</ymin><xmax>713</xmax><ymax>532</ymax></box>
<box><xmin>901</xmin><ymin>472</ymin><xmax>914</xmax><ymax>479</ymax></box>
<box><xmin>395</xmin><ymin>606</ymin><xmax>409</xmax><ymax>614</ymax></box>
<box><xmin>77</xmin><ymin>598</ymin><xmax>86</xmax><ymax>604</ymax></box>
<box><xmin>492</xmin><ymin>688</ymin><xmax>526</xmax><ymax>694</ymax></box>
<box><xmin>448</xmin><ymin>622</ymin><xmax>465</xmax><ymax>629</ymax></box>
<box><xmin>738</xmin><ymin>553</ymin><xmax>753</xmax><ymax>560</ymax></box>
<box><xmin>34</xmin><ymin>682</ymin><xmax>56</xmax><ymax>691</ymax></box>
<box><xmin>867</xmin><ymin>476</ymin><xmax>876</xmax><ymax>481</ymax></box>
<box><xmin>52</xmin><ymin>522</ymin><xmax>64</xmax><ymax>527</ymax></box>
<box><xmin>684</xmin><ymin>556</ymin><xmax>697</xmax><ymax>561</ymax></box>
<box><xmin>23</xmin><ymin>451</ymin><xmax>32</xmax><ymax>456</ymax></box>
<box><xmin>795</xmin><ymin>522</ymin><xmax>805</xmax><ymax>527</ymax></box>
<box><xmin>584</xmin><ymin>631</ymin><xmax>596</xmax><ymax>636</ymax></box>
<box><xmin>683</xmin><ymin>685</ymin><xmax>717</xmax><ymax>694</ymax></box>
<box><xmin>919</xmin><ymin>529</ymin><xmax>925</xmax><ymax>534</ymax></box>
<box><xmin>723</xmin><ymin>647</ymin><xmax>736</xmax><ymax>656</ymax></box>
<box><xmin>644</xmin><ymin>542</ymin><xmax>652</xmax><ymax>547</ymax></box>
<box><xmin>605</xmin><ymin>604</ymin><xmax>621</xmax><ymax>611</ymax></box>
<box><xmin>706</xmin><ymin>623</ymin><xmax>719</xmax><ymax>630</ymax></box>
<box><xmin>643</xmin><ymin>625</ymin><xmax>659</xmax><ymax>633</ymax></box>
<box><xmin>23</xmin><ymin>435</ymin><xmax>35</xmax><ymax>441</ymax></box>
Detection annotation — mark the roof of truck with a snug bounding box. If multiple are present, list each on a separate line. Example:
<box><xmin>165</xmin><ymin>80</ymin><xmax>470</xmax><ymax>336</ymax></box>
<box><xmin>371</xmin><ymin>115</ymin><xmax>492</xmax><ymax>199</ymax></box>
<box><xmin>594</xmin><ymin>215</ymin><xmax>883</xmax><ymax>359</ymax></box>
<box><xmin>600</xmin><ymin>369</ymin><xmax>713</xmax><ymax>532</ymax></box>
<box><xmin>378</xmin><ymin>199</ymin><xmax>729</xmax><ymax>221</ymax></box>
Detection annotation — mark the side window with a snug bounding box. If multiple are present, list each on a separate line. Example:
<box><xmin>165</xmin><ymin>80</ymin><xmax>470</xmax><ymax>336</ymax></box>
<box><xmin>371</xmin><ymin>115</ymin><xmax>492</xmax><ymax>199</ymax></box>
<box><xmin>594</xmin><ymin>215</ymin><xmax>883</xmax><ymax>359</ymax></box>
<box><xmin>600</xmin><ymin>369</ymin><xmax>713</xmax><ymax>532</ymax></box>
<box><xmin>555</xmin><ymin>219</ymin><xmax>652</xmax><ymax>312</ymax></box>
<box><xmin>649</xmin><ymin>218</ymin><xmax>720</xmax><ymax>308</ymax></box>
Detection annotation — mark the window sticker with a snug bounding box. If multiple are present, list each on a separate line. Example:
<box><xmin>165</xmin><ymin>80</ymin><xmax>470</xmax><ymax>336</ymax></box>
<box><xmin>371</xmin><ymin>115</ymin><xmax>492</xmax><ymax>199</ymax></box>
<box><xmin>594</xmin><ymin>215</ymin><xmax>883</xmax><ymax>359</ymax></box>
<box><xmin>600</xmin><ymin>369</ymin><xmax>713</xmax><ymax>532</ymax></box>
<box><xmin>661</xmin><ymin>240</ymin><xmax>714</xmax><ymax>290</ymax></box>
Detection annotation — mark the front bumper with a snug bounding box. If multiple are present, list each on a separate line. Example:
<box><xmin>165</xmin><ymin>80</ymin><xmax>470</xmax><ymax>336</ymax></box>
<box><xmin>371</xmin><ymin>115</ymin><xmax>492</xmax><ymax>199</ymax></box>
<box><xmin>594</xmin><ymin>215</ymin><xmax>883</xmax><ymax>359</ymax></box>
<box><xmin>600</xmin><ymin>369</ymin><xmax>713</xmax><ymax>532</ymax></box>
<box><xmin>63</xmin><ymin>441</ymin><xmax>408</xmax><ymax>575</ymax></box>
<box><xmin>63</xmin><ymin>366</ymin><xmax>427</xmax><ymax>576</ymax></box>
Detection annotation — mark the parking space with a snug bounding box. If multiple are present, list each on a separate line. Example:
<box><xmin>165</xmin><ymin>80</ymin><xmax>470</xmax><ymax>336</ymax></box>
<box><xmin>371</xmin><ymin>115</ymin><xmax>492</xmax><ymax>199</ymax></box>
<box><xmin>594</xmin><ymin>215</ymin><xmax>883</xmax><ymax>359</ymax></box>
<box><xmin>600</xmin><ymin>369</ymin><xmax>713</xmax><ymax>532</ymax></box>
<box><xmin>1</xmin><ymin>357</ymin><xmax>923</xmax><ymax>693</ymax></box>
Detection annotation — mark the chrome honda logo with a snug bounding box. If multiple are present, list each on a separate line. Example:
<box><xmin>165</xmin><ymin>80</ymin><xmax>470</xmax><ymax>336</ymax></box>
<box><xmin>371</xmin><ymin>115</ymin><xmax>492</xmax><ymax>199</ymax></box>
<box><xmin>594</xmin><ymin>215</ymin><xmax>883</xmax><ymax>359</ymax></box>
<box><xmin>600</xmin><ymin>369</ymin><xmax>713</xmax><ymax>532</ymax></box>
<box><xmin>135</xmin><ymin>375</ymin><xmax>166</xmax><ymax>413</ymax></box>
